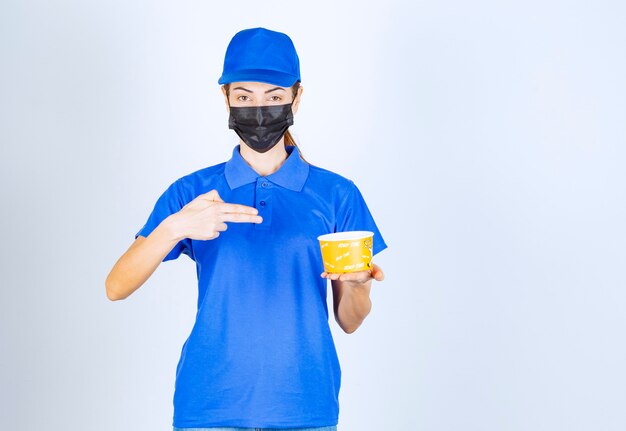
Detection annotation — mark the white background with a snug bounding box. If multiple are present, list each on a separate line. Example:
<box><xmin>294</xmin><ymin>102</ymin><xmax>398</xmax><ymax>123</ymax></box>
<box><xmin>1</xmin><ymin>0</ymin><xmax>625</xmax><ymax>430</ymax></box>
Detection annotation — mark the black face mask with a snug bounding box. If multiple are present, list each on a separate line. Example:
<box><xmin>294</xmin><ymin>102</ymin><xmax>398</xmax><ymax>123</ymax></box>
<box><xmin>227</xmin><ymin>99</ymin><xmax>295</xmax><ymax>153</ymax></box>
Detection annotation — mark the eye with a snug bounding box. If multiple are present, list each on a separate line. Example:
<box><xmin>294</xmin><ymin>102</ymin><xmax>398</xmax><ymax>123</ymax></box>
<box><xmin>236</xmin><ymin>95</ymin><xmax>250</xmax><ymax>102</ymax></box>
<box><xmin>269</xmin><ymin>95</ymin><xmax>282</xmax><ymax>102</ymax></box>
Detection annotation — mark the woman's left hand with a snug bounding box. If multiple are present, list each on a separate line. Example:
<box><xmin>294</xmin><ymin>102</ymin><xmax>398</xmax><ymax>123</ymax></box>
<box><xmin>321</xmin><ymin>263</ymin><xmax>385</xmax><ymax>284</ymax></box>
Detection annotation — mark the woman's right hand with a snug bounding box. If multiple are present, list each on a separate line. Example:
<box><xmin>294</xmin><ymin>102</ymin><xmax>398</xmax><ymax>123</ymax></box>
<box><xmin>168</xmin><ymin>189</ymin><xmax>262</xmax><ymax>241</ymax></box>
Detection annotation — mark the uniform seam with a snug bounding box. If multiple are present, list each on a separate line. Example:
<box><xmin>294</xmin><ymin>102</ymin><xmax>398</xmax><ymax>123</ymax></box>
<box><xmin>335</xmin><ymin>180</ymin><xmax>356</xmax><ymax>230</ymax></box>
<box><xmin>173</xmin><ymin>178</ymin><xmax>196</xmax><ymax>261</ymax></box>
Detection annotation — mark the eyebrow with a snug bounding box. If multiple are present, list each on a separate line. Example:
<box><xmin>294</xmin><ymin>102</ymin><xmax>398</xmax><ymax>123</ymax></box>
<box><xmin>232</xmin><ymin>86</ymin><xmax>286</xmax><ymax>94</ymax></box>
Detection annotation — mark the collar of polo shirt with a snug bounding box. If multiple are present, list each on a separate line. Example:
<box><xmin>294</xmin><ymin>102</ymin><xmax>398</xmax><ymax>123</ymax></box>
<box><xmin>224</xmin><ymin>144</ymin><xmax>310</xmax><ymax>192</ymax></box>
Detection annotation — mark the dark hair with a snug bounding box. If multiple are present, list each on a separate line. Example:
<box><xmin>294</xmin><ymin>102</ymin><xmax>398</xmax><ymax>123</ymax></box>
<box><xmin>224</xmin><ymin>81</ymin><xmax>307</xmax><ymax>163</ymax></box>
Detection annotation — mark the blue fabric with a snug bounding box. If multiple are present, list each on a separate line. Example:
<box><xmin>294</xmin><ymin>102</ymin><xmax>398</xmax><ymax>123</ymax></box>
<box><xmin>173</xmin><ymin>426</ymin><xmax>336</xmax><ymax>431</ymax></box>
<box><xmin>135</xmin><ymin>145</ymin><xmax>388</xmax><ymax>428</ymax></box>
<box><xmin>217</xmin><ymin>27</ymin><xmax>301</xmax><ymax>87</ymax></box>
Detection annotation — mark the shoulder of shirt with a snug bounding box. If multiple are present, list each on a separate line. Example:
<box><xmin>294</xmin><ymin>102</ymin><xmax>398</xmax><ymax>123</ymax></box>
<box><xmin>305</xmin><ymin>164</ymin><xmax>362</xmax><ymax>208</ymax></box>
<box><xmin>173</xmin><ymin>162</ymin><xmax>227</xmax><ymax>187</ymax></box>
<box><xmin>307</xmin><ymin>163</ymin><xmax>356</xmax><ymax>190</ymax></box>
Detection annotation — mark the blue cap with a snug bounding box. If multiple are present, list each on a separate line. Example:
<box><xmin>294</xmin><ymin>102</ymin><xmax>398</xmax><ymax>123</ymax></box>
<box><xmin>218</xmin><ymin>27</ymin><xmax>301</xmax><ymax>87</ymax></box>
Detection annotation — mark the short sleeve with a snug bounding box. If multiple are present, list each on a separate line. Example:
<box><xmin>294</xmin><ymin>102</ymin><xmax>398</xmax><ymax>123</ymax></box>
<box><xmin>135</xmin><ymin>179</ymin><xmax>194</xmax><ymax>262</ymax></box>
<box><xmin>335</xmin><ymin>181</ymin><xmax>388</xmax><ymax>256</ymax></box>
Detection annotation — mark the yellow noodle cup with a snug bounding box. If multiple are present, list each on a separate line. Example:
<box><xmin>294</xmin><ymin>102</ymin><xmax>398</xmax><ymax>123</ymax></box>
<box><xmin>317</xmin><ymin>231</ymin><xmax>374</xmax><ymax>273</ymax></box>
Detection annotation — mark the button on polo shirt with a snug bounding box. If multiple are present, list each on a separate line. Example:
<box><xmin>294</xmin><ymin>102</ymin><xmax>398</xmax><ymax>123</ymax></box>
<box><xmin>255</xmin><ymin>177</ymin><xmax>272</xmax><ymax>227</ymax></box>
<box><xmin>135</xmin><ymin>144</ymin><xmax>388</xmax><ymax>429</ymax></box>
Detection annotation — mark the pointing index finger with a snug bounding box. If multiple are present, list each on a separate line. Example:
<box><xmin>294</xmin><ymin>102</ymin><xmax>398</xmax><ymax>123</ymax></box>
<box><xmin>217</xmin><ymin>202</ymin><xmax>259</xmax><ymax>215</ymax></box>
<box><xmin>221</xmin><ymin>213</ymin><xmax>263</xmax><ymax>224</ymax></box>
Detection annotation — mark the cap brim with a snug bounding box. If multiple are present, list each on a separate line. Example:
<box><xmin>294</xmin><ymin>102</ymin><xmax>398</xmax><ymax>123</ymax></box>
<box><xmin>218</xmin><ymin>69</ymin><xmax>299</xmax><ymax>87</ymax></box>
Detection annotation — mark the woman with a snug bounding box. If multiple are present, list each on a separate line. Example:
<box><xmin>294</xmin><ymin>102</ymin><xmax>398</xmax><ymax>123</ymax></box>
<box><xmin>105</xmin><ymin>27</ymin><xmax>388</xmax><ymax>431</ymax></box>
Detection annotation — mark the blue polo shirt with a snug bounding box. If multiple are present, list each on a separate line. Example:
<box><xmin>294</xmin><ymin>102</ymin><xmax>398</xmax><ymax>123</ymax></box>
<box><xmin>135</xmin><ymin>144</ymin><xmax>388</xmax><ymax>428</ymax></box>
